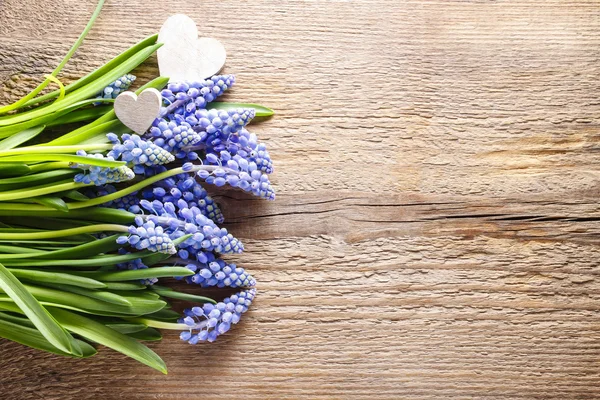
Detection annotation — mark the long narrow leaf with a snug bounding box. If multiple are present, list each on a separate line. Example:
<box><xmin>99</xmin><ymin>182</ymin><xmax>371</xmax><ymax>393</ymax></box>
<box><xmin>208</xmin><ymin>102</ymin><xmax>274</xmax><ymax>117</ymax></box>
<box><xmin>0</xmin><ymin>263</ymin><xmax>75</xmax><ymax>354</ymax></box>
<box><xmin>126</xmin><ymin>327</ymin><xmax>162</xmax><ymax>341</ymax></box>
<box><xmin>31</xmin><ymin>196</ymin><xmax>68</xmax><ymax>212</ymax></box>
<box><xmin>41</xmin><ymin>283</ymin><xmax>132</xmax><ymax>306</ymax></box>
<box><xmin>151</xmin><ymin>285</ymin><xmax>217</xmax><ymax>304</ymax></box>
<box><xmin>46</xmin><ymin>106</ymin><xmax>112</xmax><ymax>127</ymax></box>
<box><xmin>106</xmin><ymin>323</ymin><xmax>148</xmax><ymax>334</ymax></box>
<box><xmin>0</xmin><ymin>126</ymin><xmax>45</xmax><ymax>151</ymax></box>
<box><xmin>87</xmin><ymin>267</ymin><xmax>194</xmax><ymax>281</ymax></box>
<box><xmin>9</xmin><ymin>269</ymin><xmax>106</xmax><ymax>289</ymax></box>
<box><xmin>0</xmin><ymin>317</ymin><xmax>96</xmax><ymax>358</ymax></box>
<box><xmin>50</xmin><ymin>307</ymin><xmax>168</xmax><ymax>373</ymax></box>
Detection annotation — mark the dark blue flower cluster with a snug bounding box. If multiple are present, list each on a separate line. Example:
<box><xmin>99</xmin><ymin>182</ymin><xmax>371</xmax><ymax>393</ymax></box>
<box><xmin>179</xmin><ymin>288</ymin><xmax>256</xmax><ymax>343</ymax></box>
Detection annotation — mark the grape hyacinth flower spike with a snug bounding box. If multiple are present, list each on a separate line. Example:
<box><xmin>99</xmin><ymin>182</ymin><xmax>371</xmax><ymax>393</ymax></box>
<box><xmin>180</xmin><ymin>289</ymin><xmax>256</xmax><ymax>343</ymax></box>
<box><xmin>96</xmin><ymin>74</ymin><xmax>136</xmax><ymax>103</ymax></box>
<box><xmin>72</xmin><ymin>150</ymin><xmax>135</xmax><ymax>185</ymax></box>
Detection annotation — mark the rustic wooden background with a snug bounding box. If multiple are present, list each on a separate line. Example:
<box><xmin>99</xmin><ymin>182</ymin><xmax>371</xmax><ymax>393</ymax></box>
<box><xmin>1</xmin><ymin>0</ymin><xmax>599</xmax><ymax>398</ymax></box>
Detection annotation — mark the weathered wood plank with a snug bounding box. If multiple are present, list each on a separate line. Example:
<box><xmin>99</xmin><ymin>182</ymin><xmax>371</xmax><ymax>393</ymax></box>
<box><xmin>0</xmin><ymin>0</ymin><xmax>599</xmax><ymax>399</ymax></box>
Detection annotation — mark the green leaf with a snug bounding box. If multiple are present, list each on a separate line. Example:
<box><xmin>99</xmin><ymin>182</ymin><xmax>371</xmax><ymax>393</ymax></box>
<box><xmin>0</xmin><ymin>154</ymin><xmax>124</xmax><ymax>167</ymax></box>
<box><xmin>88</xmin><ymin>267</ymin><xmax>194</xmax><ymax>282</ymax></box>
<box><xmin>105</xmin><ymin>322</ymin><xmax>147</xmax><ymax>334</ymax></box>
<box><xmin>126</xmin><ymin>327</ymin><xmax>162</xmax><ymax>341</ymax></box>
<box><xmin>0</xmin><ymin>126</ymin><xmax>45</xmax><ymax>151</ymax></box>
<box><xmin>14</xmin><ymin>284</ymin><xmax>166</xmax><ymax>316</ymax></box>
<box><xmin>46</xmin><ymin>119</ymin><xmax>126</xmax><ymax>148</ymax></box>
<box><xmin>0</xmin><ymin>317</ymin><xmax>96</xmax><ymax>358</ymax></box>
<box><xmin>41</xmin><ymin>283</ymin><xmax>132</xmax><ymax>306</ymax></box>
<box><xmin>8</xmin><ymin>269</ymin><xmax>106</xmax><ymax>289</ymax></box>
<box><xmin>144</xmin><ymin>308</ymin><xmax>181</xmax><ymax>322</ymax></box>
<box><xmin>151</xmin><ymin>285</ymin><xmax>217</xmax><ymax>304</ymax></box>
<box><xmin>0</xmin><ymin>170</ymin><xmax>76</xmax><ymax>191</ymax></box>
<box><xmin>49</xmin><ymin>307</ymin><xmax>168</xmax><ymax>373</ymax></box>
<box><xmin>46</xmin><ymin>106</ymin><xmax>112</xmax><ymax>127</ymax></box>
<box><xmin>103</xmin><ymin>282</ymin><xmax>147</xmax><ymax>291</ymax></box>
<box><xmin>208</xmin><ymin>102</ymin><xmax>274</xmax><ymax>117</ymax></box>
<box><xmin>0</xmin><ymin>179</ymin><xmax>88</xmax><ymax>202</ymax></box>
<box><xmin>32</xmin><ymin>196</ymin><xmax>68</xmax><ymax>212</ymax></box>
<box><xmin>0</xmin><ymin>163</ymin><xmax>31</xmax><ymax>178</ymax></box>
<box><xmin>0</xmin><ymin>206</ymin><xmax>135</xmax><ymax>224</ymax></box>
<box><xmin>0</xmin><ymin>263</ymin><xmax>76</xmax><ymax>354</ymax></box>
<box><xmin>62</xmin><ymin>190</ymin><xmax>89</xmax><ymax>201</ymax></box>
<box><xmin>0</xmin><ymin>310</ymin><xmax>35</xmax><ymax>327</ymax></box>
<box><xmin>30</xmin><ymin>234</ymin><xmax>123</xmax><ymax>260</ymax></box>
<box><xmin>0</xmin><ymin>244</ymin><xmax>46</xmax><ymax>255</ymax></box>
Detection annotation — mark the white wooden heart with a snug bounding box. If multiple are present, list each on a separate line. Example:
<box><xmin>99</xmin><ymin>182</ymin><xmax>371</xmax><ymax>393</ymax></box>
<box><xmin>157</xmin><ymin>14</ymin><xmax>226</xmax><ymax>82</ymax></box>
<box><xmin>114</xmin><ymin>88</ymin><xmax>162</xmax><ymax>135</ymax></box>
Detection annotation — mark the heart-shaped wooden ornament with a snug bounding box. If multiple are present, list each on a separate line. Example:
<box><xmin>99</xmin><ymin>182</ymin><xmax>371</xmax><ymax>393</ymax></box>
<box><xmin>114</xmin><ymin>88</ymin><xmax>162</xmax><ymax>134</ymax></box>
<box><xmin>157</xmin><ymin>14</ymin><xmax>226</xmax><ymax>82</ymax></box>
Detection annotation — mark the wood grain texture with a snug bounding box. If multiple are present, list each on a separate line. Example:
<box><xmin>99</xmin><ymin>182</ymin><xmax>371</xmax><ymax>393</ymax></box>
<box><xmin>1</xmin><ymin>0</ymin><xmax>600</xmax><ymax>398</ymax></box>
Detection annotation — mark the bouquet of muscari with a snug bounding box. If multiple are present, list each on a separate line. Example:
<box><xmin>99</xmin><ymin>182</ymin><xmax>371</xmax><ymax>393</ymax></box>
<box><xmin>0</xmin><ymin>2</ymin><xmax>273</xmax><ymax>373</ymax></box>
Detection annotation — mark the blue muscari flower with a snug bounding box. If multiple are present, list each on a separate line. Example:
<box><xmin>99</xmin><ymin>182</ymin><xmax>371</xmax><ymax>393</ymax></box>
<box><xmin>223</xmin><ymin>128</ymin><xmax>273</xmax><ymax>174</ymax></box>
<box><xmin>139</xmin><ymin>196</ymin><xmax>243</xmax><ymax>255</ymax></box>
<box><xmin>200</xmin><ymin>151</ymin><xmax>275</xmax><ymax>200</ymax></box>
<box><xmin>72</xmin><ymin>150</ymin><xmax>134</xmax><ymax>186</ymax></box>
<box><xmin>142</xmin><ymin>176</ymin><xmax>224</xmax><ymax>224</ymax></box>
<box><xmin>117</xmin><ymin>216</ymin><xmax>176</xmax><ymax>254</ymax></box>
<box><xmin>179</xmin><ymin>288</ymin><xmax>256</xmax><ymax>344</ymax></box>
<box><xmin>96</xmin><ymin>74</ymin><xmax>136</xmax><ymax>104</ymax></box>
<box><xmin>191</xmin><ymin>108</ymin><xmax>254</xmax><ymax>140</ymax></box>
<box><xmin>108</xmin><ymin>133</ymin><xmax>174</xmax><ymax>171</ymax></box>
<box><xmin>182</xmin><ymin>252</ymin><xmax>256</xmax><ymax>288</ymax></box>
<box><xmin>160</xmin><ymin>75</ymin><xmax>235</xmax><ymax>111</ymax></box>
<box><xmin>148</xmin><ymin>119</ymin><xmax>202</xmax><ymax>157</ymax></box>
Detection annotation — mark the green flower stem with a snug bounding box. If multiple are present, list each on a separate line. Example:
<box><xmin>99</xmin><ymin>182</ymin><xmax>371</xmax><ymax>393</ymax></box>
<box><xmin>126</xmin><ymin>317</ymin><xmax>188</xmax><ymax>331</ymax></box>
<box><xmin>0</xmin><ymin>153</ymin><xmax>123</xmax><ymax>167</ymax></box>
<box><xmin>0</xmin><ymin>0</ymin><xmax>105</xmax><ymax>114</ymax></box>
<box><xmin>0</xmin><ymin>206</ymin><xmax>134</xmax><ymax>224</ymax></box>
<box><xmin>0</xmin><ymin>180</ymin><xmax>89</xmax><ymax>202</ymax></box>
<box><xmin>0</xmin><ymin>224</ymin><xmax>127</xmax><ymax>240</ymax></box>
<box><xmin>0</xmin><ymin>144</ymin><xmax>112</xmax><ymax>158</ymax></box>
<box><xmin>24</xmin><ymin>34</ymin><xmax>159</xmax><ymax>108</ymax></box>
<box><xmin>28</xmin><ymin>162</ymin><xmax>71</xmax><ymax>173</ymax></box>
<box><xmin>68</xmin><ymin>165</ymin><xmax>215</xmax><ymax>210</ymax></box>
